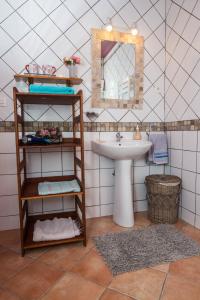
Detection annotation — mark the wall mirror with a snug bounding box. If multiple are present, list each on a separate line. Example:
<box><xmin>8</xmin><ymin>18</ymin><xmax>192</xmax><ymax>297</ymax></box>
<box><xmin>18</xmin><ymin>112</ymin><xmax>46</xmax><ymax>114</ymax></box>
<box><xmin>91</xmin><ymin>28</ymin><xmax>144</xmax><ymax>109</ymax></box>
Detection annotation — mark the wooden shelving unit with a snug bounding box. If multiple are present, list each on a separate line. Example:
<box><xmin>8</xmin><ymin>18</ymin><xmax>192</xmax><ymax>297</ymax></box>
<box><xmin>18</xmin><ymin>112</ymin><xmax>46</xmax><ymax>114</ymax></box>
<box><xmin>13</xmin><ymin>76</ymin><xmax>86</xmax><ymax>256</ymax></box>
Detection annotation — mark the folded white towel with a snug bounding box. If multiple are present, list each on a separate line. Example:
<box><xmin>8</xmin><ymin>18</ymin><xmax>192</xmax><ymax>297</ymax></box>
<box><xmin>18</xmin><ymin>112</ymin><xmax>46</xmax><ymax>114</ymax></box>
<box><xmin>33</xmin><ymin>217</ymin><xmax>80</xmax><ymax>242</ymax></box>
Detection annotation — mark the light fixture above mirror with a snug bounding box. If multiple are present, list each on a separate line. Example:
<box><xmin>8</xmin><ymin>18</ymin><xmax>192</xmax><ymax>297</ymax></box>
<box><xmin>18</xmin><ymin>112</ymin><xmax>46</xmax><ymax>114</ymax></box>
<box><xmin>104</xmin><ymin>18</ymin><xmax>138</xmax><ymax>36</ymax></box>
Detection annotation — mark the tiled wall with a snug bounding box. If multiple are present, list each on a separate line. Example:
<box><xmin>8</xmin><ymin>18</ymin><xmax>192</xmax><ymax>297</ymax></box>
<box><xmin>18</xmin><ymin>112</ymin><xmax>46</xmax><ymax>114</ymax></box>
<box><xmin>165</xmin><ymin>0</ymin><xmax>200</xmax><ymax>121</ymax></box>
<box><xmin>167</xmin><ymin>131</ymin><xmax>200</xmax><ymax>229</ymax></box>
<box><xmin>165</xmin><ymin>0</ymin><xmax>200</xmax><ymax>230</ymax></box>
<box><xmin>0</xmin><ymin>0</ymin><xmax>166</xmax><ymax>230</ymax></box>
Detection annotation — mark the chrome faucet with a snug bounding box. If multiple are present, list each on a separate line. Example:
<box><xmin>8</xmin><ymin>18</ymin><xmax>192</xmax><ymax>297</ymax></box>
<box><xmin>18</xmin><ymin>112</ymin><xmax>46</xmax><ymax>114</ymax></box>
<box><xmin>116</xmin><ymin>132</ymin><xmax>123</xmax><ymax>143</ymax></box>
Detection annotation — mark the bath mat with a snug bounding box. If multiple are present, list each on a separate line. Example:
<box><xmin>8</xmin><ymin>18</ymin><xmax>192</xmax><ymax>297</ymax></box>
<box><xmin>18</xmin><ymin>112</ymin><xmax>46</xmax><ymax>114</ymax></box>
<box><xmin>94</xmin><ymin>224</ymin><xmax>200</xmax><ymax>275</ymax></box>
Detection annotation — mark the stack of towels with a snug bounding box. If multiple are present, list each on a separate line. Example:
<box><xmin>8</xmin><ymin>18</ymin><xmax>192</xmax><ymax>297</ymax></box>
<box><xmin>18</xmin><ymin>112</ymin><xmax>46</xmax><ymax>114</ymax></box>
<box><xmin>29</xmin><ymin>84</ymin><xmax>75</xmax><ymax>94</ymax></box>
<box><xmin>33</xmin><ymin>217</ymin><xmax>80</xmax><ymax>242</ymax></box>
<box><xmin>148</xmin><ymin>133</ymin><xmax>168</xmax><ymax>165</ymax></box>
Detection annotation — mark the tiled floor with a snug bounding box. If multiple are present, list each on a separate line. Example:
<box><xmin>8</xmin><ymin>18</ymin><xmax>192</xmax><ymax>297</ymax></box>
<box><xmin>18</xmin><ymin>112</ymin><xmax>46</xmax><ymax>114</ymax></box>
<box><xmin>0</xmin><ymin>212</ymin><xmax>200</xmax><ymax>300</ymax></box>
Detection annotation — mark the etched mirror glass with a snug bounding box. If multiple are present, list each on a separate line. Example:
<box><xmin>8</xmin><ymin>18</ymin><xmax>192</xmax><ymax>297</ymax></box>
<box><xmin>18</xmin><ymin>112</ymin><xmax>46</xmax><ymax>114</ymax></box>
<box><xmin>101</xmin><ymin>40</ymin><xmax>135</xmax><ymax>101</ymax></box>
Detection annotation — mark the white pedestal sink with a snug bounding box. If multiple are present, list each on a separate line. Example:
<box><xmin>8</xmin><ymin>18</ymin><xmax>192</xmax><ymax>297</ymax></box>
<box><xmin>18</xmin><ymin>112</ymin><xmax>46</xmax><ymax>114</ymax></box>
<box><xmin>92</xmin><ymin>140</ymin><xmax>152</xmax><ymax>227</ymax></box>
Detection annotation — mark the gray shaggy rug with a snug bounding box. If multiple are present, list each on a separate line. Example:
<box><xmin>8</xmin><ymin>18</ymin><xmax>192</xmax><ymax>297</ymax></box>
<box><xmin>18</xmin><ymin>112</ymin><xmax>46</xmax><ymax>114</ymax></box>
<box><xmin>93</xmin><ymin>224</ymin><xmax>200</xmax><ymax>275</ymax></box>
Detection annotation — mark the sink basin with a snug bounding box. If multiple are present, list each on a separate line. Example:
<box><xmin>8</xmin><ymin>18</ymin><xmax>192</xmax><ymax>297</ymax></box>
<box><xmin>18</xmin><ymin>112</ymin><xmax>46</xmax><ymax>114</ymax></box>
<box><xmin>92</xmin><ymin>140</ymin><xmax>152</xmax><ymax>160</ymax></box>
<box><xmin>92</xmin><ymin>139</ymin><xmax>152</xmax><ymax>228</ymax></box>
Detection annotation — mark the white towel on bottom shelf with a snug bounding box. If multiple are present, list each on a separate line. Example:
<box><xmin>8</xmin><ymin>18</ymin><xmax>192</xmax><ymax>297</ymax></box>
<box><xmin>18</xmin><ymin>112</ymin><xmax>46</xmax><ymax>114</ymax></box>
<box><xmin>33</xmin><ymin>217</ymin><xmax>80</xmax><ymax>242</ymax></box>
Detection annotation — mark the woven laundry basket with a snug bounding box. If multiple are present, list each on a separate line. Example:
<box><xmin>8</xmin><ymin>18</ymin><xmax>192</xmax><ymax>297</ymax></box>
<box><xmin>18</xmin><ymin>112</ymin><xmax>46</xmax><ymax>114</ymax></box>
<box><xmin>145</xmin><ymin>175</ymin><xmax>181</xmax><ymax>224</ymax></box>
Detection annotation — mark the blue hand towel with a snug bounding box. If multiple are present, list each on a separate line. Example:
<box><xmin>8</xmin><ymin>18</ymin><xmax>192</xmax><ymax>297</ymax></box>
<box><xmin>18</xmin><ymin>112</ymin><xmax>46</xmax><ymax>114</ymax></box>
<box><xmin>148</xmin><ymin>133</ymin><xmax>168</xmax><ymax>165</ymax></box>
<box><xmin>38</xmin><ymin>180</ymin><xmax>80</xmax><ymax>195</ymax></box>
<box><xmin>29</xmin><ymin>84</ymin><xmax>75</xmax><ymax>94</ymax></box>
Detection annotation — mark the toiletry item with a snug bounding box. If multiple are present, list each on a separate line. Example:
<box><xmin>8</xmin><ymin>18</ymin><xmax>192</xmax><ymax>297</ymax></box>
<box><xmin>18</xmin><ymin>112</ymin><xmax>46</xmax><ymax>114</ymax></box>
<box><xmin>134</xmin><ymin>124</ymin><xmax>141</xmax><ymax>140</ymax></box>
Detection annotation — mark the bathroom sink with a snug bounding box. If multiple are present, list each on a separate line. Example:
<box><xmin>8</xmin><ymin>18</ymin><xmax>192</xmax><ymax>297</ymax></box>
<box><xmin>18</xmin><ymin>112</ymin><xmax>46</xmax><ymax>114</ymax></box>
<box><xmin>92</xmin><ymin>140</ymin><xmax>152</xmax><ymax>160</ymax></box>
<box><xmin>92</xmin><ymin>139</ymin><xmax>152</xmax><ymax>228</ymax></box>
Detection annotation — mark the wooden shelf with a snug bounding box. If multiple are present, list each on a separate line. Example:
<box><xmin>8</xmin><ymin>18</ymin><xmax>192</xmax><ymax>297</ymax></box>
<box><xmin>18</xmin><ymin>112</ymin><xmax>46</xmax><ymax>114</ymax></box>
<box><xmin>21</xmin><ymin>175</ymin><xmax>83</xmax><ymax>200</ymax></box>
<box><xmin>19</xmin><ymin>138</ymin><xmax>81</xmax><ymax>149</ymax></box>
<box><xmin>14</xmin><ymin>74</ymin><xmax>83</xmax><ymax>86</ymax></box>
<box><xmin>15</xmin><ymin>91</ymin><xmax>81</xmax><ymax>105</ymax></box>
<box><xmin>24</xmin><ymin>211</ymin><xmax>85</xmax><ymax>250</ymax></box>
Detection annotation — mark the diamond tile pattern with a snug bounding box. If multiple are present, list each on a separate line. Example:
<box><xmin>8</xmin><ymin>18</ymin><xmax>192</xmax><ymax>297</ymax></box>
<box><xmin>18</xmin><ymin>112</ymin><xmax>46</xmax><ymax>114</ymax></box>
<box><xmin>0</xmin><ymin>0</ymin><xmax>165</xmax><ymax>122</ymax></box>
<box><xmin>165</xmin><ymin>0</ymin><xmax>200</xmax><ymax>121</ymax></box>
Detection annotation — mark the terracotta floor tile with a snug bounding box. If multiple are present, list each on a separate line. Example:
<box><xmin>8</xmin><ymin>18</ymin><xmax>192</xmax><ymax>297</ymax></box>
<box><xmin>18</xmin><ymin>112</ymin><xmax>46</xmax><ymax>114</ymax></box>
<box><xmin>38</xmin><ymin>241</ymin><xmax>93</xmax><ymax>271</ymax></box>
<box><xmin>151</xmin><ymin>263</ymin><xmax>170</xmax><ymax>273</ymax></box>
<box><xmin>100</xmin><ymin>289</ymin><xmax>134</xmax><ymax>300</ymax></box>
<box><xmin>109</xmin><ymin>268</ymin><xmax>166</xmax><ymax>300</ymax></box>
<box><xmin>0</xmin><ymin>248</ymin><xmax>33</xmax><ymax>285</ymax></box>
<box><xmin>0</xmin><ymin>288</ymin><xmax>21</xmax><ymax>300</ymax></box>
<box><xmin>71</xmin><ymin>248</ymin><xmax>113</xmax><ymax>287</ymax></box>
<box><xmin>87</xmin><ymin>216</ymin><xmax>127</xmax><ymax>237</ymax></box>
<box><xmin>161</xmin><ymin>274</ymin><xmax>200</xmax><ymax>300</ymax></box>
<box><xmin>42</xmin><ymin>272</ymin><xmax>104</xmax><ymax>300</ymax></box>
<box><xmin>169</xmin><ymin>256</ymin><xmax>200</xmax><ymax>282</ymax></box>
<box><xmin>4</xmin><ymin>261</ymin><xmax>64</xmax><ymax>300</ymax></box>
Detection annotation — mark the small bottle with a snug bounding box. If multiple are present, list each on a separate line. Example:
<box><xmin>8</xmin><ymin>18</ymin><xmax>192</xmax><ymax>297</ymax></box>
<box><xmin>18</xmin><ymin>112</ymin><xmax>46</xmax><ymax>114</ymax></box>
<box><xmin>134</xmin><ymin>124</ymin><xmax>141</xmax><ymax>140</ymax></box>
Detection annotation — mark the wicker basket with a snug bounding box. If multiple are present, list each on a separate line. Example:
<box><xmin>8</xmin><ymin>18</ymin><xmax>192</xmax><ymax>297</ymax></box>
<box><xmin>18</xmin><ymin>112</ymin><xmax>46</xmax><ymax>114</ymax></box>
<box><xmin>145</xmin><ymin>175</ymin><xmax>181</xmax><ymax>224</ymax></box>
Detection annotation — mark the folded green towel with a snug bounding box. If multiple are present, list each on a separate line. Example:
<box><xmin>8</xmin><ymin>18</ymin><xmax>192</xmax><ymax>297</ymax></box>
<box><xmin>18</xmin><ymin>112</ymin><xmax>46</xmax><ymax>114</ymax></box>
<box><xmin>29</xmin><ymin>84</ymin><xmax>75</xmax><ymax>94</ymax></box>
<box><xmin>38</xmin><ymin>180</ymin><xmax>80</xmax><ymax>195</ymax></box>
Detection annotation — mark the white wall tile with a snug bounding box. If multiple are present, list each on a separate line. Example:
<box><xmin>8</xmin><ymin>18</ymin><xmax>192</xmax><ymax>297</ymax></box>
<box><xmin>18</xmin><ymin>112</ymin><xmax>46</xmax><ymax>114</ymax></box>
<box><xmin>0</xmin><ymin>195</ymin><xmax>18</xmax><ymax>215</ymax></box>
<box><xmin>182</xmin><ymin>151</ymin><xmax>196</xmax><ymax>172</ymax></box>
<box><xmin>84</xmin><ymin>151</ymin><xmax>99</xmax><ymax>170</ymax></box>
<box><xmin>85</xmin><ymin>188</ymin><xmax>99</xmax><ymax>206</ymax></box>
<box><xmin>43</xmin><ymin>197</ymin><xmax>63</xmax><ymax>212</ymax></box>
<box><xmin>100</xmin><ymin>156</ymin><xmax>114</xmax><ymax>169</ymax></box>
<box><xmin>0</xmin><ymin>215</ymin><xmax>19</xmax><ymax>230</ymax></box>
<box><xmin>195</xmin><ymin>214</ymin><xmax>200</xmax><ymax>229</ymax></box>
<box><xmin>0</xmin><ymin>154</ymin><xmax>17</xmax><ymax>175</ymax></box>
<box><xmin>170</xmin><ymin>131</ymin><xmax>182</xmax><ymax>149</ymax></box>
<box><xmin>181</xmin><ymin>189</ymin><xmax>195</xmax><ymax>213</ymax></box>
<box><xmin>100</xmin><ymin>168</ymin><xmax>114</xmax><ymax>187</ymax></box>
<box><xmin>63</xmin><ymin>196</ymin><xmax>75</xmax><ymax>211</ymax></box>
<box><xmin>134</xmin><ymin>166</ymin><xmax>150</xmax><ymax>184</ymax></box>
<box><xmin>100</xmin><ymin>186</ymin><xmax>114</xmax><ymax>205</ymax></box>
<box><xmin>134</xmin><ymin>184</ymin><xmax>146</xmax><ymax>201</ymax></box>
<box><xmin>101</xmin><ymin>204</ymin><xmax>113</xmax><ymax>217</ymax></box>
<box><xmin>85</xmin><ymin>169</ymin><xmax>99</xmax><ymax>188</ymax></box>
<box><xmin>86</xmin><ymin>206</ymin><xmax>100</xmax><ymax>218</ymax></box>
<box><xmin>182</xmin><ymin>170</ymin><xmax>196</xmax><ymax>193</ymax></box>
<box><xmin>134</xmin><ymin>200</ymin><xmax>148</xmax><ymax>212</ymax></box>
<box><xmin>196</xmin><ymin>194</ymin><xmax>200</xmax><ymax>215</ymax></box>
<box><xmin>0</xmin><ymin>133</ymin><xmax>16</xmax><ymax>153</ymax></box>
<box><xmin>171</xmin><ymin>167</ymin><xmax>182</xmax><ymax>178</ymax></box>
<box><xmin>42</xmin><ymin>152</ymin><xmax>62</xmax><ymax>173</ymax></box>
<box><xmin>29</xmin><ymin>199</ymin><xmax>43</xmax><ymax>214</ymax></box>
<box><xmin>0</xmin><ymin>175</ymin><xmax>18</xmax><ymax>196</ymax></box>
<box><xmin>181</xmin><ymin>208</ymin><xmax>195</xmax><ymax>226</ymax></box>
<box><xmin>170</xmin><ymin>149</ymin><xmax>182</xmax><ymax>168</ymax></box>
<box><xmin>183</xmin><ymin>131</ymin><xmax>197</xmax><ymax>151</ymax></box>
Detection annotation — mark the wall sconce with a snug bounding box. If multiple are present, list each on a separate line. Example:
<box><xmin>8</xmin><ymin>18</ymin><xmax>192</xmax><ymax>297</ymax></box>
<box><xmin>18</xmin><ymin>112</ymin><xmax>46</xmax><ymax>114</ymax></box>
<box><xmin>105</xmin><ymin>18</ymin><xmax>113</xmax><ymax>32</ymax></box>
<box><xmin>130</xmin><ymin>23</ymin><xmax>138</xmax><ymax>36</ymax></box>
<box><xmin>104</xmin><ymin>19</ymin><xmax>138</xmax><ymax>36</ymax></box>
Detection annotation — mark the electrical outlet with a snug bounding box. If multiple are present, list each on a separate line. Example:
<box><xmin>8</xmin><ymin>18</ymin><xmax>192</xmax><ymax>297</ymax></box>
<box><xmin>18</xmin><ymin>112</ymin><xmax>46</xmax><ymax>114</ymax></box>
<box><xmin>0</xmin><ymin>95</ymin><xmax>7</xmax><ymax>107</ymax></box>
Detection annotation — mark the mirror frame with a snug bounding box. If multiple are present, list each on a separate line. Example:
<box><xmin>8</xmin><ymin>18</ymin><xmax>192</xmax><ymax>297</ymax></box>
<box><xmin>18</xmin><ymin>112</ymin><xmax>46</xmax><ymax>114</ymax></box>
<box><xmin>91</xmin><ymin>28</ymin><xmax>144</xmax><ymax>109</ymax></box>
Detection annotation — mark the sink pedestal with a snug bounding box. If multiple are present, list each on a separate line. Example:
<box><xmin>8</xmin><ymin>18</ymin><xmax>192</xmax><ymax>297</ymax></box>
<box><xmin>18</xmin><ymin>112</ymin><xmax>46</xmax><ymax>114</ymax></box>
<box><xmin>113</xmin><ymin>160</ymin><xmax>134</xmax><ymax>227</ymax></box>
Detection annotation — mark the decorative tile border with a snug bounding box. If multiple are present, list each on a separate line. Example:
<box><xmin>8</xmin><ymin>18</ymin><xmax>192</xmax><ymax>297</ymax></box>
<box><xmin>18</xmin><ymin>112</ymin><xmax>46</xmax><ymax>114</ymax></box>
<box><xmin>0</xmin><ymin>121</ymin><xmax>164</xmax><ymax>132</ymax></box>
<box><xmin>1</xmin><ymin>120</ymin><xmax>199</xmax><ymax>133</ymax></box>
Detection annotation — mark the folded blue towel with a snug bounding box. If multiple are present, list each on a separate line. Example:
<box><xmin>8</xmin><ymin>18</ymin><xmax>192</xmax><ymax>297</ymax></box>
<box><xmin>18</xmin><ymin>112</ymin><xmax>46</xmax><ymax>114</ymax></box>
<box><xmin>38</xmin><ymin>180</ymin><xmax>80</xmax><ymax>195</ymax></box>
<box><xmin>29</xmin><ymin>84</ymin><xmax>75</xmax><ymax>94</ymax></box>
<box><xmin>148</xmin><ymin>133</ymin><xmax>168</xmax><ymax>165</ymax></box>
